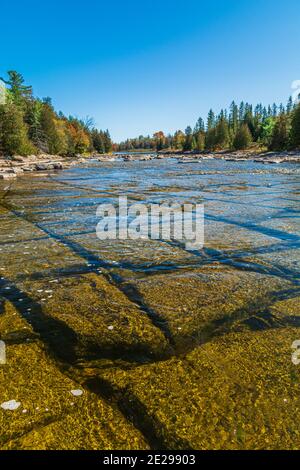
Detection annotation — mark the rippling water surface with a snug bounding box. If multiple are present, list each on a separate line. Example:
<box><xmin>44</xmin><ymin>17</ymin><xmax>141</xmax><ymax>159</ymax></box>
<box><xmin>0</xmin><ymin>159</ymin><xmax>299</xmax><ymax>449</ymax></box>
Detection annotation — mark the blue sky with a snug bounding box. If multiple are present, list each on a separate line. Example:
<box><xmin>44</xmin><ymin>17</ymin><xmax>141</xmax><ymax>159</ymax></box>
<box><xmin>1</xmin><ymin>0</ymin><xmax>300</xmax><ymax>141</ymax></box>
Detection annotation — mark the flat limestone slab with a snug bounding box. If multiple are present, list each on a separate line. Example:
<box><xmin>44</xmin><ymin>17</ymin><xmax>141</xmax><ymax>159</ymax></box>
<box><xmin>0</xmin><ymin>301</ymin><xmax>149</xmax><ymax>450</ymax></box>
<box><xmin>100</xmin><ymin>318</ymin><xmax>300</xmax><ymax>450</ymax></box>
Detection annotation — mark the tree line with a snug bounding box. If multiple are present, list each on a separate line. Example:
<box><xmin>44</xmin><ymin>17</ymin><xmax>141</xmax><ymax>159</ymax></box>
<box><xmin>0</xmin><ymin>71</ymin><xmax>112</xmax><ymax>157</ymax></box>
<box><xmin>117</xmin><ymin>98</ymin><xmax>300</xmax><ymax>152</ymax></box>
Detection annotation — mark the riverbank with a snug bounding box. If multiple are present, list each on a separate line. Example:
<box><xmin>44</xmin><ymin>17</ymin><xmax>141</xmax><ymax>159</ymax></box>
<box><xmin>0</xmin><ymin>154</ymin><xmax>90</xmax><ymax>180</ymax></box>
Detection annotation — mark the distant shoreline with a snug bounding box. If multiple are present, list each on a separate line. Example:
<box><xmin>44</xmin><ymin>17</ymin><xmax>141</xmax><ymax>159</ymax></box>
<box><xmin>1</xmin><ymin>149</ymin><xmax>300</xmax><ymax>180</ymax></box>
<box><xmin>111</xmin><ymin>149</ymin><xmax>300</xmax><ymax>164</ymax></box>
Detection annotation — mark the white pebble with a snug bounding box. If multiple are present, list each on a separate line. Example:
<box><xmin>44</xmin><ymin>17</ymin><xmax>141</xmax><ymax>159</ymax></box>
<box><xmin>108</xmin><ymin>325</ymin><xmax>114</xmax><ymax>330</ymax></box>
<box><xmin>1</xmin><ymin>400</ymin><xmax>21</xmax><ymax>411</ymax></box>
<box><xmin>70</xmin><ymin>389</ymin><xmax>84</xmax><ymax>397</ymax></box>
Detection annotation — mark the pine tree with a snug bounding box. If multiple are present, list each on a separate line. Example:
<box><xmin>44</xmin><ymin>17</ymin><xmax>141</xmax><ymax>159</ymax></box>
<box><xmin>269</xmin><ymin>114</ymin><xmax>289</xmax><ymax>151</ymax></box>
<box><xmin>92</xmin><ymin>129</ymin><xmax>105</xmax><ymax>153</ymax></box>
<box><xmin>262</xmin><ymin>107</ymin><xmax>268</xmax><ymax>121</ymax></box>
<box><xmin>26</xmin><ymin>99</ymin><xmax>48</xmax><ymax>152</ymax></box>
<box><xmin>194</xmin><ymin>117</ymin><xmax>205</xmax><ymax>133</ymax></box>
<box><xmin>183</xmin><ymin>126</ymin><xmax>193</xmax><ymax>151</ymax></box>
<box><xmin>272</xmin><ymin>103</ymin><xmax>278</xmax><ymax>117</ymax></box>
<box><xmin>215</xmin><ymin>118</ymin><xmax>229</xmax><ymax>149</ymax></box>
<box><xmin>290</xmin><ymin>104</ymin><xmax>300</xmax><ymax>148</ymax></box>
<box><xmin>286</xmin><ymin>96</ymin><xmax>293</xmax><ymax>114</ymax></box>
<box><xmin>244</xmin><ymin>107</ymin><xmax>255</xmax><ymax>138</ymax></box>
<box><xmin>0</xmin><ymin>71</ymin><xmax>32</xmax><ymax>106</ymax></box>
<box><xmin>279</xmin><ymin>103</ymin><xmax>285</xmax><ymax>115</ymax></box>
<box><xmin>229</xmin><ymin>101</ymin><xmax>238</xmax><ymax>132</ymax></box>
<box><xmin>195</xmin><ymin>132</ymin><xmax>205</xmax><ymax>151</ymax></box>
<box><xmin>233</xmin><ymin>124</ymin><xmax>252</xmax><ymax>150</ymax></box>
<box><xmin>103</xmin><ymin>129</ymin><xmax>112</xmax><ymax>152</ymax></box>
<box><xmin>239</xmin><ymin>102</ymin><xmax>245</xmax><ymax>121</ymax></box>
<box><xmin>267</xmin><ymin>105</ymin><xmax>273</xmax><ymax>117</ymax></box>
<box><xmin>205</xmin><ymin>128</ymin><xmax>216</xmax><ymax>150</ymax></box>
<box><xmin>207</xmin><ymin>109</ymin><xmax>215</xmax><ymax>131</ymax></box>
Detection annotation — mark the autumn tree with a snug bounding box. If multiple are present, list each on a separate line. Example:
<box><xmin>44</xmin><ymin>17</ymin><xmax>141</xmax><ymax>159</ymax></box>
<box><xmin>153</xmin><ymin>131</ymin><xmax>166</xmax><ymax>151</ymax></box>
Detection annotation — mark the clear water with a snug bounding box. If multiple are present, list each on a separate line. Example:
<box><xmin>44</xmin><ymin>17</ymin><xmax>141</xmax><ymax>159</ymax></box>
<box><xmin>0</xmin><ymin>159</ymin><xmax>299</xmax><ymax>449</ymax></box>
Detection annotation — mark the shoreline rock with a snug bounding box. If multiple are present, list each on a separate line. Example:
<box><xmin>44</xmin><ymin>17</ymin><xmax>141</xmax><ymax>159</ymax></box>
<box><xmin>0</xmin><ymin>154</ymin><xmax>89</xmax><ymax>179</ymax></box>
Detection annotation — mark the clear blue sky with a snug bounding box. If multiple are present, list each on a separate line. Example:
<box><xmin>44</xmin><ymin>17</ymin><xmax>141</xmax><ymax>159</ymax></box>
<box><xmin>1</xmin><ymin>0</ymin><xmax>300</xmax><ymax>141</ymax></box>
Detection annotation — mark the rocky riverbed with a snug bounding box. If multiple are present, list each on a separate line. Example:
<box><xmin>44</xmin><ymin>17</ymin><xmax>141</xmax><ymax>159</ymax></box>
<box><xmin>0</xmin><ymin>157</ymin><xmax>299</xmax><ymax>450</ymax></box>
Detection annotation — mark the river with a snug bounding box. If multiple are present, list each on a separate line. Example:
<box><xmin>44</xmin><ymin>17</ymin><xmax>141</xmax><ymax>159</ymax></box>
<box><xmin>0</xmin><ymin>158</ymin><xmax>299</xmax><ymax>449</ymax></box>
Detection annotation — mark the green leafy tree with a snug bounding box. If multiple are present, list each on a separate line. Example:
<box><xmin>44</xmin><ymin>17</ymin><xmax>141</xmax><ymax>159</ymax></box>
<box><xmin>40</xmin><ymin>103</ymin><xmax>61</xmax><ymax>154</ymax></box>
<box><xmin>260</xmin><ymin>117</ymin><xmax>276</xmax><ymax>147</ymax></box>
<box><xmin>0</xmin><ymin>101</ymin><xmax>36</xmax><ymax>155</ymax></box>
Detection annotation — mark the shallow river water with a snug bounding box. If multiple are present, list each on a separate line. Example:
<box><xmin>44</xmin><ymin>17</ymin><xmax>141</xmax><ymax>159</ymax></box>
<box><xmin>0</xmin><ymin>158</ymin><xmax>299</xmax><ymax>449</ymax></box>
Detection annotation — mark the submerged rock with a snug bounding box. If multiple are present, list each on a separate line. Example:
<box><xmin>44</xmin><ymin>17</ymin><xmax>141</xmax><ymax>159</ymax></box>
<box><xmin>0</xmin><ymin>173</ymin><xmax>17</xmax><ymax>180</ymax></box>
<box><xmin>0</xmin><ymin>301</ymin><xmax>148</xmax><ymax>450</ymax></box>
